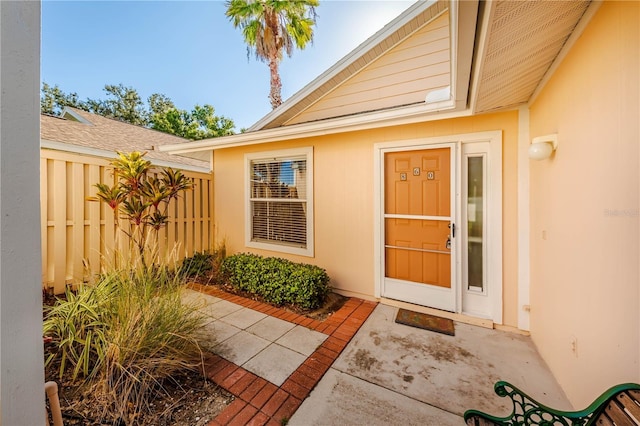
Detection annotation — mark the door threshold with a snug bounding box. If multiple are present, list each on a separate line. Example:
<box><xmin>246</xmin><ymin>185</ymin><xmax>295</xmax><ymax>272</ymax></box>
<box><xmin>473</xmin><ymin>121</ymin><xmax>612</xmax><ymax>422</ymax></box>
<box><xmin>380</xmin><ymin>297</ymin><xmax>494</xmax><ymax>329</ymax></box>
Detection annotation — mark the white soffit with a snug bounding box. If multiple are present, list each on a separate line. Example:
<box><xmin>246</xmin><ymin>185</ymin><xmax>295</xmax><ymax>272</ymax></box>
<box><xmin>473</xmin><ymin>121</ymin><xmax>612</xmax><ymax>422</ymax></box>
<box><xmin>472</xmin><ymin>0</ymin><xmax>591</xmax><ymax>114</ymax></box>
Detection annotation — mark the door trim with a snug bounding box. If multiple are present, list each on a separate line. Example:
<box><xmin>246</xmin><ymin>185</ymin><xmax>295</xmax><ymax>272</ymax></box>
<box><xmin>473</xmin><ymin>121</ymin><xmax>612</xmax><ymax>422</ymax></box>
<box><xmin>373</xmin><ymin>131</ymin><xmax>503</xmax><ymax>323</ymax></box>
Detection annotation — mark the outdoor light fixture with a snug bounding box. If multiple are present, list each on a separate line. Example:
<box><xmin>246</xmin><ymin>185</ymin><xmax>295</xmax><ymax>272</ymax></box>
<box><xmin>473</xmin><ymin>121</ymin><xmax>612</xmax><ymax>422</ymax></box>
<box><xmin>528</xmin><ymin>134</ymin><xmax>558</xmax><ymax>160</ymax></box>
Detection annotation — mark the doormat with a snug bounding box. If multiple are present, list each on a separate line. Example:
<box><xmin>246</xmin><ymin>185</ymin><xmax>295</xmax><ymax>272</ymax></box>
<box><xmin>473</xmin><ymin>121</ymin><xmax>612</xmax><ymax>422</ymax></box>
<box><xmin>395</xmin><ymin>308</ymin><xmax>455</xmax><ymax>336</ymax></box>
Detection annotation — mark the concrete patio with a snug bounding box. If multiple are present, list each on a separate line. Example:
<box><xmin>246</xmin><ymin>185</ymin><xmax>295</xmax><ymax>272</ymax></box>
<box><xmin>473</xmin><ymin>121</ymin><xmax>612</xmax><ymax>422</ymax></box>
<box><xmin>185</xmin><ymin>285</ymin><xmax>571</xmax><ymax>425</ymax></box>
<box><xmin>291</xmin><ymin>304</ymin><xmax>572</xmax><ymax>425</ymax></box>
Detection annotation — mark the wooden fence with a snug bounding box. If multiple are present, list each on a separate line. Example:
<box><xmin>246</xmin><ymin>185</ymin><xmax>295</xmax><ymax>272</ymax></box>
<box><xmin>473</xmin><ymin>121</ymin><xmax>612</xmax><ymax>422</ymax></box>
<box><xmin>41</xmin><ymin>149</ymin><xmax>213</xmax><ymax>294</ymax></box>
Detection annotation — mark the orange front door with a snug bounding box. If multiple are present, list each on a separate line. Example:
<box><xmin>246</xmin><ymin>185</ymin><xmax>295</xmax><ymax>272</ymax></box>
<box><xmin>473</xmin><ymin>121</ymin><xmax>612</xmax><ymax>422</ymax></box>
<box><xmin>383</xmin><ymin>146</ymin><xmax>456</xmax><ymax>311</ymax></box>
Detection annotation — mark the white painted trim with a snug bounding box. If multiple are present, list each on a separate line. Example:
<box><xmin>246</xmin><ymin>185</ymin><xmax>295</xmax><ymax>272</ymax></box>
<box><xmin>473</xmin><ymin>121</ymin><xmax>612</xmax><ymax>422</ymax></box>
<box><xmin>460</xmin><ymin>147</ymin><xmax>491</xmax><ymax>318</ymax></box>
<box><xmin>244</xmin><ymin>147</ymin><xmax>314</xmax><ymax>257</ymax></box>
<box><xmin>40</xmin><ymin>139</ymin><xmax>211</xmax><ymax>173</ymax></box>
<box><xmin>517</xmin><ymin>107</ymin><xmax>531</xmax><ymax>330</ymax></box>
<box><xmin>61</xmin><ymin>107</ymin><xmax>93</xmax><ymax>124</ymax></box>
<box><xmin>381</xmin><ymin>297</ymin><xmax>494</xmax><ymax>329</ymax></box>
<box><xmin>468</xmin><ymin>0</ymin><xmax>495</xmax><ymax>114</ymax></box>
<box><xmin>373</xmin><ymin>130</ymin><xmax>502</xmax><ymax>323</ymax></box>
<box><xmin>487</xmin><ymin>131</ymin><xmax>503</xmax><ymax>325</ymax></box>
<box><xmin>449</xmin><ymin>0</ymin><xmax>459</xmax><ymax>105</ymax></box>
<box><xmin>528</xmin><ymin>1</ymin><xmax>603</xmax><ymax>105</ymax></box>
<box><xmin>373</xmin><ymin>145</ymin><xmax>383</xmax><ymax>298</ymax></box>
<box><xmin>458</xmin><ymin>133</ymin><xmax>503</xmax><ymax>324</ymax></box>
<box><xmin>373</xmin><ymin>131</ymin><xmax>500</xmax><ymax>151</ymax></box>
<box><xmin>450</xmin><ymin>0</ymin><xmax>478</xmax><ymax>110</ymax></box>
<box><xmin>160</xmin><ymin>103</ymin><xmax>469</xmax><ymax>156</ymax></box>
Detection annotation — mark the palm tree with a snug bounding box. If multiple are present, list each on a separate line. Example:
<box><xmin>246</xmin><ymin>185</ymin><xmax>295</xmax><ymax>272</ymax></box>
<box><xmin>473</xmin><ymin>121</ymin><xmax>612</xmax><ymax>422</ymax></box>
<box><xmin>226</xmin><ymin>0</ymin><xmax>319</xmax><ymax>109</ymax></box>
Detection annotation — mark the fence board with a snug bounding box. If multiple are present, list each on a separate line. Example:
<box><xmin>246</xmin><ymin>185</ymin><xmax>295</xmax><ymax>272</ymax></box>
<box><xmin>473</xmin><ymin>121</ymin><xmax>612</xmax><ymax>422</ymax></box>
<box><xmin>194</xmin><ymin>178</ymin><xmax>202</xmax><ymax>254</ymax></box>
<box><xmin>167</xmin><ymin>197</ymin><xmax>177</xmax><ymax>257</ymax></box>
<box><xmin>177</xmin><ymin>189</ymin><xmax>186</xmax><ymax>258</ymax></box>
<box><xmin>40</xmin><ymin>157</ymin><xmax>50</xmax><ymax>292</ymax></box>
<box><xmin>41</xmin><ymin>149</ymin><xmax>213</xmax><ymax>294</ymax></box>
<box><xmin>72</xmin><ymin>162</ymin><xmax>85</xmax><ymax>283</ymax></box>
<box><xmin>208</xmin><ymin>176</ymin><xmax>214</xmax><ymax>249</ymax></box>
<box><xmin>87</xmin><ymin>164</ymin><xmax>101</xmax><ymax>279</ymax></box>
<box><xmin>52</xmin><ymin>159</ymin><xmax>67</xmax><ymax>290</ymax></box>
<box><xmin>186</xmin><ymin>184</ymin><xmax>194</xmax><ymax>257</ymax></box>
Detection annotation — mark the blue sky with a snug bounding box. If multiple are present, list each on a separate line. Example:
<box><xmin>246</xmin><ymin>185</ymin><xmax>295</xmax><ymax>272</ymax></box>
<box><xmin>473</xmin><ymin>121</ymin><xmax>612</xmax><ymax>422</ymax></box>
<box><xmin>42</xmin><ymin>0</ymin><xmax>415</xmax><ymax>130</ymax></box>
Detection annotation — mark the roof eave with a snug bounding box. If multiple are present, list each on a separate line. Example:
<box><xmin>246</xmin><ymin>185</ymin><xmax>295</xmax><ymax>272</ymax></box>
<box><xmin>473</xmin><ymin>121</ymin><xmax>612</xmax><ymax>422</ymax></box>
<box><xmin>159</xmin><ymin>100</ymin><xmax>474</xmax><ymax>156</ymax></box>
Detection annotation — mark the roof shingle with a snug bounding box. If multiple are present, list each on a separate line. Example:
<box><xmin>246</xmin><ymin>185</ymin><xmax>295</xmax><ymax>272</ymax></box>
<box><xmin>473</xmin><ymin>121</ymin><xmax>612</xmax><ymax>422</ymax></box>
<box><xmin>40</xmin><ymin>108</ymin><xmax>210</xmax><ymax>170</ymax></box>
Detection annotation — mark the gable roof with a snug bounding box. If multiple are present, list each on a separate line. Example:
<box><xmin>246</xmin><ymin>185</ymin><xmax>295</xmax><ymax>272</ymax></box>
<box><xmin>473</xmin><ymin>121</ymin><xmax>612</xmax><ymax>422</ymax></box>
<box><xmin>276</xmin><ymin>9</ymin><xmax>453</xmax><ymax>128</ymax></box>
<box><xmin>41</xmin><ymin>108</ymin><xmax>209</xmax><ymax>171</ymax></box>
<box><xmin>252</xmin><ymin>0</ymin><xmax>454</xmax><ymax>130</ymax></box>
<box><xmin>160</xmin><ymin>0</ymin><xmax>598</xmax><ymax>160</ymax></box>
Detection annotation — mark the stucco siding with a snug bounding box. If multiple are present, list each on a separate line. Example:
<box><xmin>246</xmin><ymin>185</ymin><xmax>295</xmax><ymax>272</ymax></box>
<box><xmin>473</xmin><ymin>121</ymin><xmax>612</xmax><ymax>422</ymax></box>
<box><xmin>529</xmin><ymin>1</ymin><xmax>640</xmax><ymax>408</ymax></box>
<box><xmin>213</xmin><ymin>110</ymin><xmax>520</xmax><ymax>327</ymax></box>
<box><xmin>288</xmin><ymin>12</ymin><xmax>450</xmax><ymax>125</ymax></box>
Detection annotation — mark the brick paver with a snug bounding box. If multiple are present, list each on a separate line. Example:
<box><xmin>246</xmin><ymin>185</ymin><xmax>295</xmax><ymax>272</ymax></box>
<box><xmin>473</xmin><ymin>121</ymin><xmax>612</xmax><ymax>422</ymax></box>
<box><xmin>188</xmin><ymin>283</ymin><xmax>377</xmax><ymax>425</ymax></box>
<box><xmin>272</xmin><ymin>395</ymin><xmax>302</xmax><ymax>424</ymax></box>
<box><xmin>239</xmin><ymin>377</ymin><xmax>268</xmax><ymax>402</ymax></box>
<box><xmin>249</xmin><ymin>382</ymin><xmax>278</xmax><ymax>409</ymax></box>
<box><xmin>260</xmin><ymin>389</ymin><xmax>289</xmax><ymax>416</ymax></box>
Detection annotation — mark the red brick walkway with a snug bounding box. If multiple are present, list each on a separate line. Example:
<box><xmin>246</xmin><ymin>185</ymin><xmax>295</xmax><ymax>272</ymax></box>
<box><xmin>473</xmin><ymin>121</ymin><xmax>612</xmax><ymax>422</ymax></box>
<box><xmin>188</xmin><ymin>284</ymin><xmax>378</xmax><ymax>426</ymax></box>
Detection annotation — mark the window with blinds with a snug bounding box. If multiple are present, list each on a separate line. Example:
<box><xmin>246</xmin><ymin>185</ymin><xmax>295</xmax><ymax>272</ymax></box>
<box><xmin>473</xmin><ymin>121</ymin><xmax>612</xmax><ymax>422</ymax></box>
<box><xmin>246</xmin><ymin>148</ymin><xmax>313</xmax><ymax>256</ymax></box>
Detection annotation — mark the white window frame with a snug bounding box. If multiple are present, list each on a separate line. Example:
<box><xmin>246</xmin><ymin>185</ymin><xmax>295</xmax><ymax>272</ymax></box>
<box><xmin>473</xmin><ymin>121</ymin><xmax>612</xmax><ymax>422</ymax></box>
<box><xmin>462</xmin><ymin>151</ymin><xmax>488</xmax><ymax>294</ymax></box>
<box><xmin>245</xmin><ymin>147</ymin><xmax>314</xmax><ymax>257</ymax></box>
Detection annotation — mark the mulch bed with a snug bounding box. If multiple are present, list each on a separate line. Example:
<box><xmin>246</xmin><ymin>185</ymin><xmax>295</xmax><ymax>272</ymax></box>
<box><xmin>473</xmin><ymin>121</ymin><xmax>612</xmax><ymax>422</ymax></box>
<box><xmin>44</xmin><ymin>282</ymin><xmax>348</xmax><ymax>425</ymax></box>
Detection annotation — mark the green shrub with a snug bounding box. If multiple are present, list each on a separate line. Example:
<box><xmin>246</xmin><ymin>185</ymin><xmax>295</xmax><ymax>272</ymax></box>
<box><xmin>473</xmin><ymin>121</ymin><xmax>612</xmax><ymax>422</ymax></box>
<box><xmin>179</xmin><ymin>250</ymin><xmax>214</xmax><ymax>278</ymax></box>
<box><xmin>43</xmin><ymin>263</ymin><xmax>207</xmax><ymax>424</ymax></box>
<box><xmin>179</xmin><ymin>242</ymin><xmax>227</xmax><ymax>284</ymax></box>
<box><xmin>221</xmin><ymin>253</ymin><xmax>330</xmax><ymax>310</ymax></box>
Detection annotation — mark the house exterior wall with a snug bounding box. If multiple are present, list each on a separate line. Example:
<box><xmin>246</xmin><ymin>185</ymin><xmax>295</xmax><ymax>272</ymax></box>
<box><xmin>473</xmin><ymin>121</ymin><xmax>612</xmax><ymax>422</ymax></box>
<box><xmin>289</xmin><ymin>12</ymin><xmax>450</xmax><ymax>126</ymax></box>
<box><xmin>214</xmin><ymin>110</ymin><xmax>520</xmax><ymax>327</ymax></box>
<box><xmin>41</xmin><ymin>149</ymin><xmax>214</xmax><ymax>294</ymax></box>
<box><xmin>529</xmin><ymin>1</ymin><xmax>639</xmax><ymax>408</ymax></box>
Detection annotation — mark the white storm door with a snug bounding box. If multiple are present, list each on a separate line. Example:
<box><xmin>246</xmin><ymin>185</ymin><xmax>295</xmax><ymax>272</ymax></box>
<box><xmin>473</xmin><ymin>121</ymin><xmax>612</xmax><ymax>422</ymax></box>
<box><xmin>382</xmin><ymin>144</ymin><xmax>457</xmax><ymax>312</ymax></box>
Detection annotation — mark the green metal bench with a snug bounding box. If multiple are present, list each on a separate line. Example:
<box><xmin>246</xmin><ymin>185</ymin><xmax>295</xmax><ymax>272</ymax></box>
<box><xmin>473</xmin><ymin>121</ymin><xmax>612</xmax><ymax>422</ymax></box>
<box><xmin>464</xmin><ymin>380</ymin><xmax>640</xmax><ymax>425</ymax></box>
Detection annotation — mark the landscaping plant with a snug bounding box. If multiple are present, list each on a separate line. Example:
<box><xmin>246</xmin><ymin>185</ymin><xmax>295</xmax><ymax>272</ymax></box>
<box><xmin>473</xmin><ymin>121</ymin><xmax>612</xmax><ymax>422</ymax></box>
<box><xmin>43</xmin><ymin>262</ymin><xmax>207</xmax><ymax>424</ymax></box>
<box><xmin>93</xmin><ymin>151</ymin><xmax>193</xmax><ymax>268</ymax></box>
<box><xmin>179</xmin><ymin>250</ymin><xmax>215</xmax><ymax>278</ymax></box>
<box><xmin>179</xmin><ymin>241</ymin><xmax>227</xmax><ymax>284</ymax></box>
<box><xmin>221</xmin><ymin>253</ymin><xmax>330</xmax><ymax>310</ymax></box>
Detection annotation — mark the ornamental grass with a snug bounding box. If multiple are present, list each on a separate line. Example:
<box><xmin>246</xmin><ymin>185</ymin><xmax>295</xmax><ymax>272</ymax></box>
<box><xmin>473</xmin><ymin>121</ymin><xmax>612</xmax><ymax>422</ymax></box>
<box><xmin>43</xmin><ymin>260</ymin><xmax>207</xmax><ymax>424</ymax></box>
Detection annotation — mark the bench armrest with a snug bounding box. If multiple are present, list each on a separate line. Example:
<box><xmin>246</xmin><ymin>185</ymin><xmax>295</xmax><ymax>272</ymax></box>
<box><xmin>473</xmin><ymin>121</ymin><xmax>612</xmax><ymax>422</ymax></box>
<box><xmin>464</xmin><ymin>380</ymin><xmax>640</xmax><ymax>425</ymax></box>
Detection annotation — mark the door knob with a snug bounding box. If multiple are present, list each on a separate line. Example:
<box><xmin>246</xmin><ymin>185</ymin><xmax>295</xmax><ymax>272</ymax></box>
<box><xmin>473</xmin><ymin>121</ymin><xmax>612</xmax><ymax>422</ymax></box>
<box><xmin>446</xmin><ymin>236</ymin><xmax>451</xmax><ymax>250</ymax></box>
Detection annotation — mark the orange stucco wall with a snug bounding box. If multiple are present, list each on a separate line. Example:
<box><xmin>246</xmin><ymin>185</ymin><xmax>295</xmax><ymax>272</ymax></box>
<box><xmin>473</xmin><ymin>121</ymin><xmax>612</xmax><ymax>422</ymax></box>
<box><xmin>529</xmin><ymin>1</ymin><xmax>639</xmax><ymax>407</ymax></box>
<box><xmin>213</xmin><ymin>110</ymin><xmax>520</xmax><ymax>327</ymax></box>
